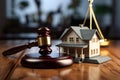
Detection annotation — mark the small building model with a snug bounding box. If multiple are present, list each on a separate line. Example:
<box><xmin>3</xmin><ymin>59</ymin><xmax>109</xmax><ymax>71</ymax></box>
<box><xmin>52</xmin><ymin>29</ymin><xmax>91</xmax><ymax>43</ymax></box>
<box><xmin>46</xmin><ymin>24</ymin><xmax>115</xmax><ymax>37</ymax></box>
<box><xmin>57</xmin><ymin>25</ymin><xmax>111</xmax><ymax>63</ymax></box>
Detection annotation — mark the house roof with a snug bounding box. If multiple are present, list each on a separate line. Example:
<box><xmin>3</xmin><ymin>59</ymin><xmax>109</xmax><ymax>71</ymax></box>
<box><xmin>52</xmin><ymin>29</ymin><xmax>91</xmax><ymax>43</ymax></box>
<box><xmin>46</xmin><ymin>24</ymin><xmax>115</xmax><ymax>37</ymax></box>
<box><xmin>59</xmin><ymin>28</ymin><xmax>69</xmax><ymax>39</ymax></box>
<box><xmin>80</xmin><ymin>29</ymin><xmax>97</xmax><ymax>40</ymax></box>
<box><xmin>60</xmin><ymin>26</ymin><xmax>101</xmax><ymax>40</ymax></box>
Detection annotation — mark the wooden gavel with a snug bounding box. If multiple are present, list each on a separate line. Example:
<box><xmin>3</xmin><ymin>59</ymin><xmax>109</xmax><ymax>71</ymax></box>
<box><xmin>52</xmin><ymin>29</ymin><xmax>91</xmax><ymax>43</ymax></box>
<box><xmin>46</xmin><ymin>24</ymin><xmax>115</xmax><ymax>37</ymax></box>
<box><xmin>3</xmin><ymin>27</ymin><xmax>73</xmax><ymax>69</ymax></box>
<box><xmin>3</xmin><ymin>27</ymin><xmax>52</xmax><ymax>56</ymax></box>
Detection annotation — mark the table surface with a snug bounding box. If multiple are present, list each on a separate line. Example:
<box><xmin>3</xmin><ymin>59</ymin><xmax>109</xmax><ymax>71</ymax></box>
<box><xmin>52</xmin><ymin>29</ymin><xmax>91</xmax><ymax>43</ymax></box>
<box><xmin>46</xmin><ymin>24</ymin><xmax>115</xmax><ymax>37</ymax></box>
<box><xmin>0</xmin><ymin>40</ymin><xmax>120</xmax><ymax>80</ymax></box>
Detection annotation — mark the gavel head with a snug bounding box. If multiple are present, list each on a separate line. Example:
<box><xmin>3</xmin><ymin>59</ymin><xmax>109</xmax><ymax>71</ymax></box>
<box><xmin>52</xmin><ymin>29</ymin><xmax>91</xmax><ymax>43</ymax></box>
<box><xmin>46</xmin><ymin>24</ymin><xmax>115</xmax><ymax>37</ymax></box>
<box><xmin>37</xmin><ymin>27</ymin><xmax>52</xmax><ymax>56</ymax></box>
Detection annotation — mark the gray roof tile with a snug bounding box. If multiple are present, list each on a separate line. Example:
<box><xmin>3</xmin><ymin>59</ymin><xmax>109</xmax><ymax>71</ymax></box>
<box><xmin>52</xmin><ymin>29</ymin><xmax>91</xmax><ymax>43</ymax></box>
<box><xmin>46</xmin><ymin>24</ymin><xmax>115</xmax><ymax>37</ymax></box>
<box><xmin>80</xmin><ymin>29</ymin><xmax>96</xmax><ymax>40</ymax></box>
<box><xmin>60</xmin><ymin>26</ymin><xmax>99</xmax><ymax>40</ymax></box>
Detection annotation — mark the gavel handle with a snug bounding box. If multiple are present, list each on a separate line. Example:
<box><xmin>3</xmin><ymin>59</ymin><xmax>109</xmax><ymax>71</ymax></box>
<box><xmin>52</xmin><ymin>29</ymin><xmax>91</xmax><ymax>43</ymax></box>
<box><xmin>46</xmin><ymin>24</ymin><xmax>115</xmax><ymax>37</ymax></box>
<box><xmin>2</xmin><ymin>42</ymin><xmax>38</xmax><ymax>56</ymax></box>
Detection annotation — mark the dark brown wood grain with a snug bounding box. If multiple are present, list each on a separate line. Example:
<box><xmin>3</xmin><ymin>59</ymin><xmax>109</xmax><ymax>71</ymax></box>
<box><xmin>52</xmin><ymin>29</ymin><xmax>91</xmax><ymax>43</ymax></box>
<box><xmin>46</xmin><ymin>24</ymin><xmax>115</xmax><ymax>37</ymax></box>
<box><xmin>0</xmin><ymin>40</ymin><xmax>120</xmax><ymax>80</ymax></box>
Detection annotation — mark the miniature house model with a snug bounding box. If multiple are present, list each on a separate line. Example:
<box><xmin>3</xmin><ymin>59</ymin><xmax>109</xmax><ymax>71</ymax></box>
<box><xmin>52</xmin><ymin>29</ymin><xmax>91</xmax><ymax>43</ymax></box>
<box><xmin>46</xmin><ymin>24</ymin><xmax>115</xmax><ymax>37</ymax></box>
<box><xmin>57</xmin><ymin>25</ymin><xmax>111</xmax><ymax>63</ymax></box>
<box><xmin>57</xmin><ymin>0</ymin><xmax>111</xmax><ymax>63</ymax></box>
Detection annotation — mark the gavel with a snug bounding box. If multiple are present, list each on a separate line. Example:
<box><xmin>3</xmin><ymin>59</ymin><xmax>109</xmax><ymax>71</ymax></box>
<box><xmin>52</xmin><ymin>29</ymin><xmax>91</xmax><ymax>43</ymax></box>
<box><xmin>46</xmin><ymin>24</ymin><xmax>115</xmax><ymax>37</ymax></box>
<box><xmin>3</xmin><ymin>27</ymin><xmax>51</xmax><ymax>56</ymax></box>
<box><xmin>3</xmin><ymin>27</ymin><xmax>73</xmax><ymax>69</ymax></box>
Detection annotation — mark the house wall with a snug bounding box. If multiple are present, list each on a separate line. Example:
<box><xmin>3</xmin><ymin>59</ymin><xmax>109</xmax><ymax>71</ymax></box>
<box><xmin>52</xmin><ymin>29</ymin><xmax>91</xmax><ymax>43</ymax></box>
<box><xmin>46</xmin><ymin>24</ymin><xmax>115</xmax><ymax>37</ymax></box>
<box><xmin>61</xmin><ymin>30</ymin><xmax>89</xmax><ymax>58</ymax></box>
<box><xmin>60</xmin><ymin>47</ymin><xmax>83</xmax><ymax>58</ymax></box>
<box><xmin>84</xmin><ymin>45</ymin><xmax>89</xmax><ymax>58</ymax></box>
<box><xmin>62</xmin><ymin>30</ymin><xmax>85</xmax><ymax>44</ymax></box>
<box><xmin>89</xmin><ymin>34</ymin><xmax>100</xmax><ymax>57</ymax></box>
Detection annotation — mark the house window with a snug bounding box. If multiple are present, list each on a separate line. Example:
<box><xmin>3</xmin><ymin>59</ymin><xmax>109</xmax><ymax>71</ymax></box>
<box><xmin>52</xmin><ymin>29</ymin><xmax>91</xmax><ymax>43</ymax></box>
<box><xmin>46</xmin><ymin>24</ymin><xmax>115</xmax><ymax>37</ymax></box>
<box><xmin>92</xmin><ymin>37</ymin><xmax>99</xmax><ymax>42</ymax></box>
<box><xmin>91</xmin><ymin>50</ymin><xmax>93</xmax><ymax>55</ymax></box>
<box><xmin>63</xmin><ymin>38</ymin><xmax>67</xmax><ymax>42</ymax></box>
<box><xmin>69</xmin><ymin>48</ymin><xmax>74</xmax><ymax>57</ymax></box>
<box><xmin>65</xmin><ymin>38</ymin><xmax>67</xmax><ymax>41</ymax></box>
<box><xmin>91</xmin><ymin>49</ymin><xmax>97</xmax><ymax>55</ymax></box>
<box><xmin>95</xmin><ymin>38</ymin><xmax>98</xmax><ymax>42</ymax></box>
<box><xmin>69</xmin><ymin>37</ymin><xmax>74</xmax><ymax>42</ymax></box>
<box><xmin>76</xmin><ymin>37</ymin><xmax>79</xmax><ymax>42</ymax></box>
<box><xmin>94</xmin><ymin>49</ymin><xmax>96</xmax><ymax>54</ymax></box>
<box><xmin>63</xmin><ymin>48</ymin><xmax>66</xmax><ymax>53</ymax></box>
<box><xmin>96</xmin><ymin>49</ymin><xmax>98</xmax><ymax>54</ymax></box>
<box><xmin>92</xmin><ymin>38</ymin><xmax>95</xmax><ymax>42</ymax></box>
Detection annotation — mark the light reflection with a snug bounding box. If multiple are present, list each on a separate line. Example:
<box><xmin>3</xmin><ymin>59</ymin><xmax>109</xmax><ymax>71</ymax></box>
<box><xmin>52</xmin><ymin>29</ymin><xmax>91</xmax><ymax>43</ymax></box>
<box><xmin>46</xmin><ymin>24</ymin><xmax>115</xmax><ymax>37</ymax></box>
<box><xmin>100</xmin><ymin>39</ymin><xmax>110</xmax><ymax>47</ymax></box>
<box><xmin>26</xmin><ymin>59</ymin><xmax>42</xmax><ymax>62</ymax></box>
<box><xmin>88</xmin><ymin>66</ymin><xmax>100</xmax><ymax>80</ymax></box>
<box><xmin>58</xmin><ymin>59</ymin><xmax>73</xmax><ymax>65</ymax></box>
<box><xmin>60</xmin><ymin>69</ymin><xmax>72</xmax><ymax>76</ymax></box>
<box><xmin>101</xmin><ymin>49</ymin><xmax>110</xmax><ymax>56</ymax></box>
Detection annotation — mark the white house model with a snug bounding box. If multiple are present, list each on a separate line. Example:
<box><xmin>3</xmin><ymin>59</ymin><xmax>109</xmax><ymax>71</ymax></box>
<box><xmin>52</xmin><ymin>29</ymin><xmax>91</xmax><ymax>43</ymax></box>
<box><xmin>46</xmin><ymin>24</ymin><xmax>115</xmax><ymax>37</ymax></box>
<box><xmin>57</xmin><ymin>26</ymin><xmax>111</xmax><ymax>63</ymax></box>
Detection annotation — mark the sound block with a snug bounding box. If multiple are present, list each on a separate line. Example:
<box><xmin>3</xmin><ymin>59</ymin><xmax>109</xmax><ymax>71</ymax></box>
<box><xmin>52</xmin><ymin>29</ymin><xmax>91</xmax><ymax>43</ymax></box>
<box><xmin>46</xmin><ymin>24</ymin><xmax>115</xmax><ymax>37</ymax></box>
<box><xmin>21</xmin><ymin>53</ymin><xmax>73</xmax><ymax>69</ymax></box>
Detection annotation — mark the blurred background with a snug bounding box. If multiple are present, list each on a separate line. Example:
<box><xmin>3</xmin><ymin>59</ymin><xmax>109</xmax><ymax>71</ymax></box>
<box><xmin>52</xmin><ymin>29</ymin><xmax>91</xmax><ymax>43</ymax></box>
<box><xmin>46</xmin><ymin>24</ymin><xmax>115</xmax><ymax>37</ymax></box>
<box><xmin>0</xmin><ymin>0</ymin><xmax>119</xmax><ymax>40</ymax></box>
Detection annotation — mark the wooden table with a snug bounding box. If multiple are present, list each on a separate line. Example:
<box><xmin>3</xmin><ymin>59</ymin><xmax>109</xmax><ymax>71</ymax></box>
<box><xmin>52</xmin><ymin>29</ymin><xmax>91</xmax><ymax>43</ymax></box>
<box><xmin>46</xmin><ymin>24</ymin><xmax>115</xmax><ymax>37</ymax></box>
<box><xmin>0</xmin><ymin>40</ymin><xmax>120</xmax><ymax>80</ymax></box>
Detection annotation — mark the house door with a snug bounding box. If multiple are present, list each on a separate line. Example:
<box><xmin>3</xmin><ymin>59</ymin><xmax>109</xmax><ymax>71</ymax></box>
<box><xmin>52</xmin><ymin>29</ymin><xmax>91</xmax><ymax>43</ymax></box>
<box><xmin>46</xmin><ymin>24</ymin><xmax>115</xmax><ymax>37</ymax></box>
<box><xmin>69</xmin><ymin>48</ymin><xmax>75</xmax><ymax>57</ymax></box>
<box><xmin>77</xmin><ymin>48</ymin><xmax>81</xmax><ymax>57</ymax></box>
